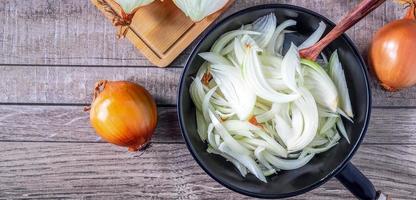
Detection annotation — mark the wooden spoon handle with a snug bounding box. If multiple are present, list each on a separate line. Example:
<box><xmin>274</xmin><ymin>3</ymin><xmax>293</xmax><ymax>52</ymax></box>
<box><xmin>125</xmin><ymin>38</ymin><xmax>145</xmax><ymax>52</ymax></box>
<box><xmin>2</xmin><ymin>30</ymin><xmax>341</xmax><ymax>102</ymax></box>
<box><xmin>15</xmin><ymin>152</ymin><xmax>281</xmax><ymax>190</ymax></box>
<box><xmin>299</xmin><ymin>0</ymin><xmax>386</xmax><ymax>60</ymax></box>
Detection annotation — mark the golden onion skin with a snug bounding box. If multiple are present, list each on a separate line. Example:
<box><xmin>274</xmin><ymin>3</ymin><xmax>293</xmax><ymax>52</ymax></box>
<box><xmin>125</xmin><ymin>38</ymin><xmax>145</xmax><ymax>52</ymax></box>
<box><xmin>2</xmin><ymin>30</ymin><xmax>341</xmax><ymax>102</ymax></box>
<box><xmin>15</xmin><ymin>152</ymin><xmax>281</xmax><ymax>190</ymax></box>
<box><xmin>369</xmin><ymin>5</ymin><xmax>416</xmax><ymax>91</ymax></box>
<box><xmin>89</xmin><ymin>81</ymin><xmax>158</xmax><ymax>151</ymax></box>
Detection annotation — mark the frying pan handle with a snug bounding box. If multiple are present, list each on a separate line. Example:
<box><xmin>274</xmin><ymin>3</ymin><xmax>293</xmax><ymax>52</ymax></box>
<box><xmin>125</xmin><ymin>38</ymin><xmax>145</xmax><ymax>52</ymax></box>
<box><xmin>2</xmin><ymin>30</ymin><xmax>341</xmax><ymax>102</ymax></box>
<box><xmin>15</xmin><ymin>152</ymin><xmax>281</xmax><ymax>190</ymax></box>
<box><xmin>336</xmin><ymin>162</ymin><xmax>390</xmax><ymax>200</ymax></box>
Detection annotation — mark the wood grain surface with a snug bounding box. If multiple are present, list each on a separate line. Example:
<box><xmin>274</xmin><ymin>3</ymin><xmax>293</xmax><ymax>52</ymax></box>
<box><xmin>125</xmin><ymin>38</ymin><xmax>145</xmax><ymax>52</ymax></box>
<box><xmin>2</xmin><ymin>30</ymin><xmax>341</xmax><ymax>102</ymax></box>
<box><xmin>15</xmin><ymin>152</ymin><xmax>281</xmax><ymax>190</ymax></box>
<box><xmin>0</xmin><ymin>66</ymin><xmax>181</xmax><ymax>105</ymax></box>
<box><xmin>0</xmin><ymin>105</ymin><xmax>415</xmax><ymax>145</ymax></box>
<box><xmin>0</xmin><ymin>65</ymin><xmax>416</xmax><ymax>106</ymax></box>
<box><xmin>0</xmin><ymin>143</ymin><xmax>415</xmax><ymax>199</ymax></box>
<box><xmin>0</xmin><ymin>0</ymin><xmax>415</xmax><ymax>199</ymax></box>
<box><xmin>0</xmin><ymin>0</ymin><xmax>403</xmax><ymax>66</ymax></box>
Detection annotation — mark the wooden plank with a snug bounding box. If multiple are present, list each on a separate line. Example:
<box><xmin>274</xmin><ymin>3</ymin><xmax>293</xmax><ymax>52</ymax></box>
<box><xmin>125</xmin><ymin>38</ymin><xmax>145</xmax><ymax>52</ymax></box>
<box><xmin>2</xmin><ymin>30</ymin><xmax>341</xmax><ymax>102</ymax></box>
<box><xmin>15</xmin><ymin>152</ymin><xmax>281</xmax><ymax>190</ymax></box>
<box><xmin>1</xmin><ymin>65</ymin><xmax>416</xmax><ymax>106</ymax></box>
<box><xmin>0</xmin><ymin>143</ymin><xmax>414</xmax><ymax>199</ymax></box>
<box><xmin>0</xmin><ymin>105</ymin><xmax>414</xmax><ymax>145</ymax></box>
<box><xmin>0</xmin><ymin>0</ymin><xmax>403</xmax><ymax>66</ymax></box>
<box><xmin>0</xmin><ymin>106</ymin><xmax>179</xmax><ymax>143</ymax></box>
<box><xmin>0</xmin><ymin>66</ymin><xmax>181</xmax><ymax>105</ymax></box>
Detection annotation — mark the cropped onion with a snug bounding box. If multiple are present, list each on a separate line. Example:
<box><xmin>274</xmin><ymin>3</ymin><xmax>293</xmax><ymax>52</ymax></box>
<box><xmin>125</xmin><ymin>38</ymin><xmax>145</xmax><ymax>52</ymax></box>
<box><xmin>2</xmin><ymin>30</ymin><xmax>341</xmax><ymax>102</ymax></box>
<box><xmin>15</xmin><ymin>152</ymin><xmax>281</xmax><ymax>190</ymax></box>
<box><xmin>115</xmin><ymin>0</ymin><xmax>154</xmax><ymax>16</ymax></box>
<box><xmin>113</xmin><ymin>0</ymin><xmax>230</xmax><ymax>23</ymax></box>
<box><xmin>173</xmin><ymin>0</ymin><xmax>229</xmax><ymax>21</ymax></box>
<box><xmin>87</xmin><ymin>80</ymin><xmax>158</xmax><ymax>151</ymax></box>
<box><xmin>369</xmin><ymin>0</ymin><xmax>416</xmax><ymax>91</ymax></box>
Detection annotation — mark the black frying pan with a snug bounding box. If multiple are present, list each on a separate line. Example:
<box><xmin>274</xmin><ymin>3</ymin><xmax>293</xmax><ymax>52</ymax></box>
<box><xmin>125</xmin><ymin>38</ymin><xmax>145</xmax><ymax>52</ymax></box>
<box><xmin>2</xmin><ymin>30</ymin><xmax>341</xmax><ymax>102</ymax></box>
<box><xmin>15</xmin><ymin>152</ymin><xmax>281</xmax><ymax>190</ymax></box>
<box><xmin>178</xmin><ymin>4</ymin><xmax>384</xmax><ymax>199</ymax></box>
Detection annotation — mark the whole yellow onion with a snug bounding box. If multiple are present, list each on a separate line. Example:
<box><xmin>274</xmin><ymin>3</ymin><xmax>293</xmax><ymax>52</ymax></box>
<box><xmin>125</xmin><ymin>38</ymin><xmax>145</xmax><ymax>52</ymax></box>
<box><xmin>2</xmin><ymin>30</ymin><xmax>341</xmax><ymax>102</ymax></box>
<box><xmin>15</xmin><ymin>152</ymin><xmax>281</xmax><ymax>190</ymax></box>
<box><xmin>88</xmin><ymin>80</ymin><xmax>158</xmax><ymax>151</ymax></box>
<box><xmin>369</xmin><ymin>0</ymin><xmax>416</xmax><ymax>91</ymax></box>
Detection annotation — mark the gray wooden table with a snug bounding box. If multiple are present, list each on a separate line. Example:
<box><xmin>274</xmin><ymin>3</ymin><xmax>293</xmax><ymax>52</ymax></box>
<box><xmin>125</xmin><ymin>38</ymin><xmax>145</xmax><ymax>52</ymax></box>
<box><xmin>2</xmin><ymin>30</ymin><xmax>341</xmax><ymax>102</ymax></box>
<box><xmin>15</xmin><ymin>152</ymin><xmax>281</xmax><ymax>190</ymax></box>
<box><xmin>0</xmin><ymin>0</ymin><xmax>415</xmax><ymax>199</ymax></box>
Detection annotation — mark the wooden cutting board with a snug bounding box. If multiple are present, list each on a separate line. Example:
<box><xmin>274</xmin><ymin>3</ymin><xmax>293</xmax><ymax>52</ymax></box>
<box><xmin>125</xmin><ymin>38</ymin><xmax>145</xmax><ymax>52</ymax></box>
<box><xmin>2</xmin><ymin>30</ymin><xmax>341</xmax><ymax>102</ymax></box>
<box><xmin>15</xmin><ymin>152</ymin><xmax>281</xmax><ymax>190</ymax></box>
<box><xmin>91</xmin><ymin>0</ymin><xmax>235</xmax><ymax>67</ymax></box>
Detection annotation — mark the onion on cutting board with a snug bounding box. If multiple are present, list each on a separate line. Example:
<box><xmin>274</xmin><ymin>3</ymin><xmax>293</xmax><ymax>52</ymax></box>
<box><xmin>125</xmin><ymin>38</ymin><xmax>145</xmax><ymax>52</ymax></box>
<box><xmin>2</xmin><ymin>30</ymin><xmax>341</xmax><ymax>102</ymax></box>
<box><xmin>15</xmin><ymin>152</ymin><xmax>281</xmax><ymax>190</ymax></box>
<box><xmin>173</xmin><ymin>0</ymin><xmax>230</xmax><ymax>21</ymax></box>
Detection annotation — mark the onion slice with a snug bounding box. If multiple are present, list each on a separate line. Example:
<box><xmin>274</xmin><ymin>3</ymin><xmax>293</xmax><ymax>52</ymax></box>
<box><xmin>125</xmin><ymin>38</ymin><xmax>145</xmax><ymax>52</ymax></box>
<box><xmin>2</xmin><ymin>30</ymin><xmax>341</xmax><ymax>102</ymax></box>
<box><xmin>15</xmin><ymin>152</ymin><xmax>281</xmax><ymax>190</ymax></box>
<box><xmin>199</xmin><ymin>52</ymin><xmax>232</xmax><ymax>66</ymax></box>
<box><xmin>208</xmin><ymin>111</ymin><xmax>251</xmax><ymax>155</ymax></box>
<box><xmin>302</xmin><ymin>59</ymin><xmax>339</xmax><ymax>112</ymax></box>
<box><xmin>263</xmin><ymin>151</ymin><xmax>315</xmax><ymax>170</ymax></box>
<box><xmin>249</xmin><ymin>13</ymin><xmax>277</xmax><ymax>48</ymax></box>
<box><xmin>218</xmin><ymin>143</ymin><xmax>267</xmax><ymax>183</ymax></box>
<box><xmin>299</xmin><ymin>21</ymin><xmax>327</xmax><ymax>49</ymax></box>
<box><xmin>210</xmin><ymin>64</ymin><xmax>256</xmax><ymax>120</ymax></box>
<box><xmin>196</xmin><ymin>111</ymin><xmax>208</xmax><ymax>141</ymax></box>
<box><xmin>208</xmin><ymin>146</ymin><xmax>248</xmax><ymax>176</ymax></box>
<box><xmin>329</xmin><ymin>51</ymin><xmax>354</xmax><ymax>118</ymax></box>
<box><xmin>281</xmin><ymin>43</ymin><xmax>301</xmax><ymax>93</ymax></box>
<box><xmin>266</xmin><ymin>19</ymin><xmax>297</xmax><ymax>55</ymax></box>
<box><xmin>336</xmin><ymin>118</ymin><xmax>350</xmax><ymax>143</ymax></box>
<box><xmin>211</xmin><ymin>30</ymin><xmax>260</xmax><ymax>53</ymax></box>
<box><xmin>239</xmin><ymin>36</ymin><xmax>300</xmax><ymax>103</ymax></box>
<box><xmin>286</xmin><ymin>88</ymin><xmax>319</xmax><ymax>152</ymax></box>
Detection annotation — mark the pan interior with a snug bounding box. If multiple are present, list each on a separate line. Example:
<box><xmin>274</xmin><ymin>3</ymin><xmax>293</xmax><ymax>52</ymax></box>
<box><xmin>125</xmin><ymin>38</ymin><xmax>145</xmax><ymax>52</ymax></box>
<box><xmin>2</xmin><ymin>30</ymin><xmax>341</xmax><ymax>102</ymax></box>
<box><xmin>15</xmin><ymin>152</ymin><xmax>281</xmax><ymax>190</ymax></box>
<box><xmin>178</xmin><ymin>5</ymin><xmax>370</xmax><ymax>198</ymax></box>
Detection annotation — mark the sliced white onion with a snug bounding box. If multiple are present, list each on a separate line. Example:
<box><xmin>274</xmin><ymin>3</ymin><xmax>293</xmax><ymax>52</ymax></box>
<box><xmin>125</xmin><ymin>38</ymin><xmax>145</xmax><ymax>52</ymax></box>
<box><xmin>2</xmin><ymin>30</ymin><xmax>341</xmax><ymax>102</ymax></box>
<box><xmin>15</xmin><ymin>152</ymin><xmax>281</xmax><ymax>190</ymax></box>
<box><xmin>208</xmin><ymin>110</ymin><xmax>251</xmax><ymax>155</ymax></box>
<box><xmin>189</xmin><ymin>77</ymin><xmax>205</xmax><ymax>112</ymax></box>
<box><xmin>329</xmin><ymin>51</ymin><xmax>354</xmax><ymax>118</ymax></box>
<box><xmin>210</xmin><ymin>64</ymin><xmax>256</xmax><ymax>120</ymax></box>
<box><xmin>263</xmin><ymin>151</ymin><xmax>315</xmax><ymax>170</ymax></box>
<box><xmin>207</xmin><ymin>123</ymin><xmax>217</xmax><ymax>149</ymax></box>
<box><xmin>274</xmin><ymin>114</ymin><xmax>295</xmax><ymax>147</ymax></box>
<box><xmin>281</xmin><ymin>43</ymin><xmax>300</xmax><ymax>93</ymax></box>
<box><xmin>263</xmin><ymin>65</ymin><xmax>283</xmax><ymax>79</ymax></box>
<box><xmin>239</xmin><ymin>36</ymin><xmax>300</xmax><ymax>103</ymax></box>
<box><xmin>260</xmin><ymin>55</ymin><xmax>283</xmax><ymax>69</ymax></box>
<box><xmin>267</xmin><ymin>79</ymin><xmax>288</xmax><ymax>91</ymax></box>
<box><xmin>299</xmin><ymin>21</ymin><xmax>327</xmax><ymax>49</ymax></box>
<box><xmin>266</xmin><ymin>19</ymin><xmax>297</xmax><ymax>55</ymax></box>
<box><xmin>254</xmin><ymin>130</ymin><xmax>288</xmax><ymax>158</ymax></box>
<box><xmin>319</xmin><ymin>116</ymin><xmax>338</xmax><ymax>134</ymax></box>
<box><xmin>286</xmin><ymin>88</ymin><xmax>319</xmax><ymax>152</ymax></box>
<box><xmin>222</xmin><ymin>120</ymin><xmax>260</xmax><ymax>132</ymax></box>
<box><xmin>218</xmin><ymin>143</ymin><xmax>267</xmax><ymax>182</ymax></box>
<box><xmin>229</xmin><ymin>130</ymin><xmax>255</xmax><ymax>139</ymax></box>
<box><xmin>276</xmin><ymin>32</ymin><xmax>285</xmax><ymax>55</ymax></box>
<box><xmin>196</xmin><ymin>110</ymin><xmax>208</xmax><ymax>141</ymax></box>
<box><xmin>189</xmin><ymin>13</ymin><xmax>354</xmax><ymax>181</ymax></box>
<box><xmin>291</xmin><ymin>106</ymin><xmax>304</xmax><ymax>141</ymax></box>
<box><xmin>302</xmin><ymin>59</ymin><xmax>339</xmax><ymax>112</ymax></box>
<box><xmin>199</xmin><ymin>52</ymin><xmax>232</xmax><ymax>66</ymax></box>
<box><xmin>336</xmin><ymin>118</ymin><xmax>350</xmax><ymax>143</ymax></box>
<box><xmin>249</xmin><ymin>13</ymin><xmax>277</xmax><ymax>48</ymax></box>
<box><xmin>254</xmin><ymin>147</ymin><xmax>274</xmax><ymax>170</ymax></box>
<box><xmin>207</xmin><ymin>146</ymin><xmax>248</xmax><ymax>177</ymax></box>
<box><xmin>211</xmin><ymin>30</ymin><xmax>260</xmax><ymax>53</ymax></box>
<box><xmin>202</xmin><ymin>86</ymin><xmax>218</xmax><ymax>121</ymax></box>
<box><xmin>337</xmin><ymin>108</ymin><xmax>354</xmax><ymax>123</ymax></box>
<box><xmin>256</xmin><ymin>103</ymin><xmax>281</xmax><ymax>123</ymax></box>
<box><xmin>240</xmin><ymin>138</ymin><xmax>282</xmax><ymax>157</ymax></box>
<box><xmin>309</xmin><ymin>135</ymin><xmax>328</xmax><ymax>147</ymax></box>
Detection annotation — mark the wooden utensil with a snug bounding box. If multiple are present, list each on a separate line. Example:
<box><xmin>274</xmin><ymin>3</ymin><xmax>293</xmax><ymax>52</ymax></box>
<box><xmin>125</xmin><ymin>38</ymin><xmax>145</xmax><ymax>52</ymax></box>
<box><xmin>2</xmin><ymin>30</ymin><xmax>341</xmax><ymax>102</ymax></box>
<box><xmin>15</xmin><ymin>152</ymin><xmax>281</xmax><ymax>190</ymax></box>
<box><xmin>299</xmin><ymin>0</ymin><xmax>386</xmax><ymax>60</ymax></box>
<box><xmin>91</xmin><ymin>0</ymin><xmax>235</xmax><ymax>67</ymax></box>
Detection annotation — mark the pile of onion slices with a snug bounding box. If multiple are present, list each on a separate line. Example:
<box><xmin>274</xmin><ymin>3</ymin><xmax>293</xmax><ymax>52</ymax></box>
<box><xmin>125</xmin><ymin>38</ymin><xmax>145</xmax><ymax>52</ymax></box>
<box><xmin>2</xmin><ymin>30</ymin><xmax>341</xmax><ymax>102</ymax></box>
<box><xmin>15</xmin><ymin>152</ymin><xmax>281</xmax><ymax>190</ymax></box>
<box><xmin>189</xmin><ymin>13</ymin><xmax>354</xmax><ymax>182</ymax></box>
